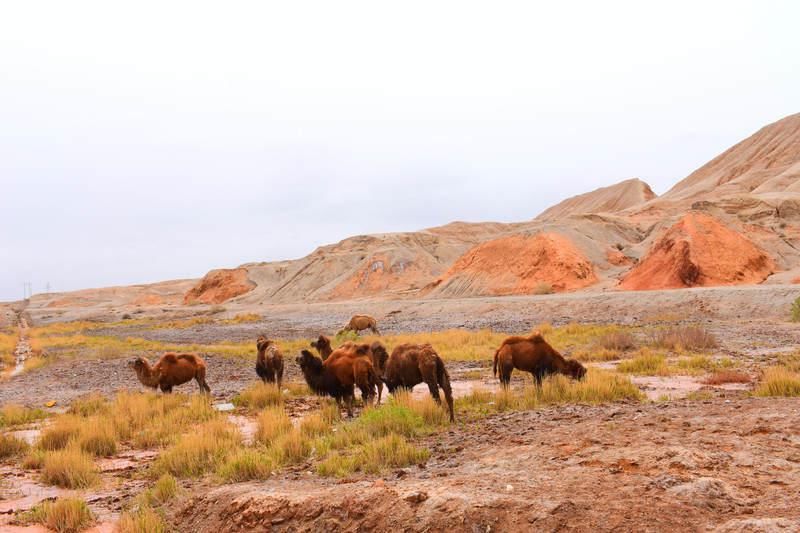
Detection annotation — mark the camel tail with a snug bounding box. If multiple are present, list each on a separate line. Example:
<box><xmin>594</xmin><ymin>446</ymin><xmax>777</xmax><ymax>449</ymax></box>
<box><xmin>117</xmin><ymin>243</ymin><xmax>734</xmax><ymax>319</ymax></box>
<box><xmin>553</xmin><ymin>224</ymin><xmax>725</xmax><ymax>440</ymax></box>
<box><xmin>493</xmin><ymin>348</ymin><xmax>500</xmax><ymax>377</ymax></box>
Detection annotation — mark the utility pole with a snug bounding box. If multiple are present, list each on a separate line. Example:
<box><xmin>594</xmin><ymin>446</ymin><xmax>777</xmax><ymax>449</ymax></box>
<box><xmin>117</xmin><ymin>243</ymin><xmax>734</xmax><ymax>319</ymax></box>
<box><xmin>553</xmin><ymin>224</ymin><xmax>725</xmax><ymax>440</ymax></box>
<box><xmin>45</xmin><ymin>282</ymin><xmax>51</xmax><ymax>294</ymax></box>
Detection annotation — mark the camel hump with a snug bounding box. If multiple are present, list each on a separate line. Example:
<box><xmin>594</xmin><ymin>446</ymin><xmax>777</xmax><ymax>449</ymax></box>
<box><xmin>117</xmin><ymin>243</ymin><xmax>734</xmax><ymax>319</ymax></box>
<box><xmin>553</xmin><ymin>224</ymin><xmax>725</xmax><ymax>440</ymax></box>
<box><xmin>160</xmin><ymin>352</ymin><xmax>180</xmax><ymax>364</ymax></box>
<box><xmin>529</xmin><ymin>331</ymin><xmax>546</xmax><ymax>343</ymax></box>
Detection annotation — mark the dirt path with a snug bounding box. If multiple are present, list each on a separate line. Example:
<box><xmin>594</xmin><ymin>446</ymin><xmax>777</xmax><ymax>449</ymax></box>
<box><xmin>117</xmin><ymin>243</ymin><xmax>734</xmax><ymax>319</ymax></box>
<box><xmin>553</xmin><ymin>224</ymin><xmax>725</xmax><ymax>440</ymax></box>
<box><xmin>171</xmin><ymin>398</ymin><xmax>800</xmax><ymax>532</ymax></box>
<box><xmin>9</xmin><ymin>313</ymin><xmax>31</xmax><ymax>378</ymax></box>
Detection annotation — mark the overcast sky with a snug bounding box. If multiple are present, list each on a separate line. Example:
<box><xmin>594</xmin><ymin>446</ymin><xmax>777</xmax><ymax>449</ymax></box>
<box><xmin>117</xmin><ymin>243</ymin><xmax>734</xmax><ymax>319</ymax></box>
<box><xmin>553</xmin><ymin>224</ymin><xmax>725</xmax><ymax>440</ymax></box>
<box><xmin>1</xmin><ymin>1</ymin><xmax>798</xmax><ymax>301</ymax></box>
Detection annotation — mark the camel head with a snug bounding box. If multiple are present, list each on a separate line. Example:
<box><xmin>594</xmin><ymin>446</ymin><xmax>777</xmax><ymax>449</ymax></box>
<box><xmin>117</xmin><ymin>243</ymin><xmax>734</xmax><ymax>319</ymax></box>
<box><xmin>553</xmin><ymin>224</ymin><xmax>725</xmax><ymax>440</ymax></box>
<box><xmin>256</xmin><ymin>335</ymin><xmax>272</xmax><ymax>352</ymax></box>
<box><xmin>296</xmin><ymin>349</ymin><xmax>323</xmax><ymax>374</ymax></box>
<box><xmin>564</xmin><ymin>359</ymin><xmax>587</xmax><ymax>380</ymax></box>
<box><xmin>128</xmin><ymin>356</ymin><xmax>149</xmax><ymax>371</ymax></box>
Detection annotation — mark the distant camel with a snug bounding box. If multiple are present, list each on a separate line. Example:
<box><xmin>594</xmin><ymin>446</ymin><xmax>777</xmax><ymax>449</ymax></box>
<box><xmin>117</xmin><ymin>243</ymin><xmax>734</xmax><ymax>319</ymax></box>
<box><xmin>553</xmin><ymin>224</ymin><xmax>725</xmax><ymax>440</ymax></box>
<box><xmin>256</xmin><ymin>335</ymin><xmax>284</xmax><ymax>387</ymax></box>
<box><xmin>338</xmin><ymin>315</ymin><xmax>380</xmax><ymax>336</ymax></box>
<box><xmin>129</xmin><ymin>352</ymin><xmax>211</xmax><ymax>394</ymax></box>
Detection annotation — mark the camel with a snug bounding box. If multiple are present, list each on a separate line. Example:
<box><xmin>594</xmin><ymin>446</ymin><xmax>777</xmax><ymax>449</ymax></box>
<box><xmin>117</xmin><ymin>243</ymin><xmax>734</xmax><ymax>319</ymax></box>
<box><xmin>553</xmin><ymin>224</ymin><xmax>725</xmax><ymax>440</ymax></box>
<box><xmin>296</xmin><ymin>343</ymin><xmax>378</xmax><ymax>416</ymax></box>
<box><xmin>256</xmin><ymin>335</ymin><xmax>284</xmax><ymax>387</ymax></box>
<box><xmin>338</xmin><ymin>314</ymin><xmax>380</xmax><ymax>336</ymax></box>
<box><xmin>128</xmin><ymin>352</ymin><xmax>211</xmax><ymax>394</ymax></box>
<box><xmin>382</xmin><ymin>343</ymin><xmax>455</xmax><ymax>421</ymax></box>
<box><xmin>311</xmin><ymin>335</ymin><xmax>389</xmax><ymax>402</ymax></box>
<box><xmin>493</xmin><ymin>332</ymin><xmax>586</xmax><ymax>387</ymax></box>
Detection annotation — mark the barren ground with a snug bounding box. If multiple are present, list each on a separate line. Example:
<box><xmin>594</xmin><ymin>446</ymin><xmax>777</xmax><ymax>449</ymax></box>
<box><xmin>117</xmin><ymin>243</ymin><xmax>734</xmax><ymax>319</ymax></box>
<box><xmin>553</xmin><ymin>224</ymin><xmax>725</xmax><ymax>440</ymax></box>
<box><xmin>1</xmin><ymin>287</ymin><xmax>800</xmax><ymax>531</ymax></box>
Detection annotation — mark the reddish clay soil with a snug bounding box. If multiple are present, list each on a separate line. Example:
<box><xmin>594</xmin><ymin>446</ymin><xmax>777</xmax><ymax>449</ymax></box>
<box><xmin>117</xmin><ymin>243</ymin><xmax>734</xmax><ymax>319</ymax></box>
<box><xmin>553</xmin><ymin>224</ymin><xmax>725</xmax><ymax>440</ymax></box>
<box><xmin>170</xmin><ymin>398</ymin><xmax>800</xmax><ymax>532</ymax></box>
<box><xmin>184</xmin><ymin>268</ymin><xmax>255</xmax><ymax>305</ymax></box>
<box><xmin>433</xmin><ymin>233</ymin><xmax>597</xmax><ymax>297</ymax></box>
<box><xmin>621</xmin><ymin>213</ymin><xmax>775</xmax><ymax>291</ymax></box>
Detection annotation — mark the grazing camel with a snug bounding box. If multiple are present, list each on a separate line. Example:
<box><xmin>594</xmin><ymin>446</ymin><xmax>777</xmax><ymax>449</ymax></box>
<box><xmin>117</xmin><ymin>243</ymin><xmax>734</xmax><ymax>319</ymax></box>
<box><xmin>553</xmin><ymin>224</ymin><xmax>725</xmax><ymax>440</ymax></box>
<box><xmin>311</xmin><ymin>335</ymin><xmax>389</xmax><ymax>402</ymax></box>
<box><xmin>129</xmin><ymin>352</ymin><xmax>211</xmax><ymax>394</ymax></box>
<box><xmin>296</xmin><ymin>343</ymin><xmax>378</xmax><ymax>416</ymax></box>
<box><xmin>256</xmin><ymin>335</ymin><xmax>284</xmax><ymax>387</ymax></box>
<box><xmin>338</xmin><ymin>314</ymin><xmax>380</xmax><ymax>336</ymax></box>
<box><xmin>382</xmin><ymin>343</ymin><xmax>455</xmax><ymax>422</ymax></box>
<box><xmin>493</xmin><ymin>332</ymin><xmax>586</xmax><ymax>387</ymax></box>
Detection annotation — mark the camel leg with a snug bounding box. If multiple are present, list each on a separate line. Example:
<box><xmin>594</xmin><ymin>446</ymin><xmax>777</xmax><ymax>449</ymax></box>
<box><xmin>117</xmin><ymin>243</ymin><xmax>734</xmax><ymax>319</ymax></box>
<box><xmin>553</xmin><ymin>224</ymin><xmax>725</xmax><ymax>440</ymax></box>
<box><xmin>160</xmin><ymin>383</ymin><xmax>172</xmax><ymax>394</ymax></box>
<box><xmin>500</xmin><ymin>363</ymin><xmax>513</xmax><ymax>388</ymax></box>
<box><xmin>376</xmin><ymin>381</ymin><xmax>383</xmax><ymax>404</ymax></box>
<box><xmin>437</xmin><ymin>364</ymin><xmax>455</xmax><ymax>423</ymax></box>
<box><xmin>371</xmin><ymin>326</ymin><xmax>380</xmax><ymax>335</ymax></box>
<box><xmin>345</xmin><ymin>394</ymin><xmax>355</xmax><ymax>418</ymax></box>
<box><xmin>276</xmin><ymin>366</ymin><xmax>283</xmax><ymax>389</ymax></box>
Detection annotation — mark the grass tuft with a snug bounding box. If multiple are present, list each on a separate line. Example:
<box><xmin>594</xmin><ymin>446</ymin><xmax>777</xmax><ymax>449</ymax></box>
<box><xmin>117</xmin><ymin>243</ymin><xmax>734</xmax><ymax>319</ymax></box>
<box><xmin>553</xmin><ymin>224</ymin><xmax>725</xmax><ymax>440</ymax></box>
<box><xmin>754</xmin><ymin>367</ymin><xmax>800</xmax><ymax>397</ymax></box>
<box><xmin>118</xmin><ymin>504</ymin><xmax>168</xmax><ymax>533</ymax></box>
<box><xmin>648</xmin><ymin>326</ymin><xmax>717</xmax><ymax>352</ymax></box>
<box><xmin>617</xmin><ymin>351</ymin><xmax>668</xmax><ymax>375</ymax></box>
<box><xmin>218</xmin><ymin>449</ymin><xmax>275</xmax><ymax>482</ymax></box>
<box><xmin>255</xmin><ymin>406</ymin><xmax>293</xmax><ymax>445</ymax></box>
<box><xmin>0</xmin><ymin>404</ymin><xmax>47</xmax><ymax>428</ymax></box>
<box><xmin>702</xmin><ymin>370</ymin><xmax>751</xmax><ymax>385</ymax></box>
<box><xmin>40</xmin><ymin>446</ymin><xmax>99</xmax><ymax>488</ymax></box>
<box><xmin>0</xmin><ymin>433</ymin><xmax>30</xmax><ymax>459</ymax></box>
<box><xmin>151</xmin><ymin>419</ymin><xmax>240</xmax><ymax>478</ymax></box>
<box><xmin>27</xmin><ymin>497</ymin><xmax>94</xmax><ymax>533</ymax></box>
<box><xmin>233</xmin><ymin>382</ymin><xmax>283</xmax><ymax>410</ymax></box>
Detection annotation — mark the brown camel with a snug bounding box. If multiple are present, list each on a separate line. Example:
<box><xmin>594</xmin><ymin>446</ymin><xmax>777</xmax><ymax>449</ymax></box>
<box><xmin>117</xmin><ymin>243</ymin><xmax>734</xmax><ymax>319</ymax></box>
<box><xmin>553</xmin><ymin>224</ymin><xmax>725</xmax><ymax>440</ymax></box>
<box><xmin>296</xmin><ymin>344</ymin><xmax>378</xmax><ymax>416</ymax></box>
<box><xmin>383</xmin><ymin>343</ymin><xmax>454</xmax><ymax>422</ymax></box>
<box><xmin>493</xmin><ymin>332</ymin><xmax>586</xmax><ymax>387</ymax></box>
<box><xmin>256</xmin><ymin>335</ymin><xmax>284</xmax><ymax>387</ymax></box>
<box><xmin>129</xmin><ymin>352</ymin><xmax>211</xmax><ymax>394</ymax></box>
<box><xmin>338</xmin><ymin>314</ymin><xmax>380</xmax><ymax>336</ymax></box>
<box><xmin>318</xmin><ymin>337</ymin><xmax>388</xmax><ymax>402</ymax></box>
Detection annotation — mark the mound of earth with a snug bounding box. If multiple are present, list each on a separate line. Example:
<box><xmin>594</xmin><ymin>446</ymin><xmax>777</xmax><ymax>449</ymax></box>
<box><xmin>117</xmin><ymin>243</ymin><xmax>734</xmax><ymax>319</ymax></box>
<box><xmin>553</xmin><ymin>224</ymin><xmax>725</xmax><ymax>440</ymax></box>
<box><xmin>633</xmin><ymin>113</ymin><xmax>800</xmax><ymax>217</ymax></box>
<box><xmin>184</xmin><ymin>268</ymin><xmax>255</xmax><ymax>305</ymax></box>
<box><xmin>429</xmin><ymin>232</ymin><xmax>597</xmax><ymax>297</ymax></box>
<box><xmin>620</xmin><ymin>213</ymin><xmax>775</xmax><ymax>290</ymax></box>
<box><xmin>537</xmin><ymin>178</ymin><xmax>656</xmax><ymax>221</ymax></box>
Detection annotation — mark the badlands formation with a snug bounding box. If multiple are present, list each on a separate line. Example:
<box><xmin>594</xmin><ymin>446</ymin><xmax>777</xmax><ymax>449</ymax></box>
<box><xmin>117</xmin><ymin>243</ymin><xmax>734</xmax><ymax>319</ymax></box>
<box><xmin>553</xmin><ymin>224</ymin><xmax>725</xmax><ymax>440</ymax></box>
<box><xmin>18</xmin><ymin>112</ymin><xmax>800</xmax><ymax>310</ymax></box>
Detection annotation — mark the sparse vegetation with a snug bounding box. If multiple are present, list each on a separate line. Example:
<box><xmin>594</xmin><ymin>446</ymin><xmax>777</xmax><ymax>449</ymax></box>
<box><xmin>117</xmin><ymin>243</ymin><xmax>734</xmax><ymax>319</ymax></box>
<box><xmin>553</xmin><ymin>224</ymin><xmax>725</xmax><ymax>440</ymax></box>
<box><xmin>233</xmin><ymin>382</ymin><xmax>283</xmax><ymax>410</ymax></box>
<box><xmin>0</xmin><ymin>404</ymin><xmax>47</xmax><ymax>428</ymax></box>
<box><xmin>617</xmin><ymin>351</ymin><xmax>668</xmax><ymax>375</ymax></box>
<box><xmin>0</xmin><ymin>433</ymin><xmax>29</xmax><ymax>459</ymax></box>
<box><xmin>151</xmin><ymin>419</ymin><xmax>240</xmax><ymax>478</ymax></box>
<box><xmin>596</xmin><ymin>330</ymin><xmax>637</xmax><ymax>351</ymax></box>
<box><xmin>118</xmin><ymin>504</ymin><xmax>168</xmax><ymax>533</ymax></box>
<box><xmin>254</xmin><ymin>406</ymin><xmax>293</xmax><ymax>445</ymax></box>
<box><xmin>26</xmin><ymin>497</ymin><xmax>94</xmax><ymax>533</ymax></box>
<box><xmin>40</xmin><ymin>446</ymin><xmax>99</xmax><ymax>488</ymax></box>
<box><xmin>702</xmin><ymin>370</ymin><xmax>751</xmax><ymax>385</ymax></box>
<box><xmin>791</xmin><ymin>296</ymin><xmax>800</xmax><ymax>322</ymax></box>
<box><xmin>648</xmin><ymin>325</ymin><xmax>717</xmax><ymax>352</ymax></box>
<box><xmin>754</xmin><ymin>367</ymin><xmax>800</xmax><ymax>397</ymax></box>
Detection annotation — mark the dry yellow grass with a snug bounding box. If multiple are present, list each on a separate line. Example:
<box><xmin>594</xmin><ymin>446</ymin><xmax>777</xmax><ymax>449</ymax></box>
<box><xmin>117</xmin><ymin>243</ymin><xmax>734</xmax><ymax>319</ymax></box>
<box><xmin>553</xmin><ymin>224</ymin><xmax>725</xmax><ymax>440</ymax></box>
<box><xmin>218</xmin><ymin>448</ymin><xmax>275</xmax><ymax>482</ymax></box>
<box><xmin>754</xmin><ymin>367</ymin><xmax>800</xmax><ymax>397</ymax></box>
<box><xmin>151</xmin><ymin>419</ymin><xmax>240</xmax><ymax>478</ymax></box>
<box><xmin>459</xmin><ymin>368</ymin><xmax>643</xmax><ymax>415</ymax></box>
<box><xmin>27</xmin><ymin>497</ymin><xmax>94</xmax><ymax>533</ymax></box>
<box><xmin>0</xmin><ymin>433</ymin><xmax>29</xmax><ymax>459</ymax></box>
<box><xmin>0</xmin><ymin>404</ymin><xmax>47</xmax><ymax>427</ymax></box>
<box><xmin>40</xmin><ymin>446</ymin><xmax>99</xmax><ymax>488</ymax></box>
<box><xmin>233</xmin><ymin>382</ymin><xmax>283</xmax><ymax>410</ymax></box>
<box><xmin>118</xmin><ymin>504</ymin><xmax>167</xmax><ymax>533</ymax></box>
<box><xmin>255</xmin><ymin>406</ymin><xmax>293</xmax><ymax>445</ymax></box>
<box><xmin>38</xmin><ymin>414</ymin><xmax>84</xmax><ymax>450</ymax></box>
<box><xmin>616</xmin><ymin>351</ymin><xmax>669</xmax><ymax>375</ymax></box>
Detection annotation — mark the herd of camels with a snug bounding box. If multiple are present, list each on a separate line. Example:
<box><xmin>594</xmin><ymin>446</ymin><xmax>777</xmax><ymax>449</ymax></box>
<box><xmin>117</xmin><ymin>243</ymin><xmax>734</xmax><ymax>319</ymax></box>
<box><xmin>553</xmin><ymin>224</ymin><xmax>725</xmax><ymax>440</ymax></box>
<box><xmin>128</xmin><ymin>314</ymin><xmax>587</xmax><ymax>421</ymax></box>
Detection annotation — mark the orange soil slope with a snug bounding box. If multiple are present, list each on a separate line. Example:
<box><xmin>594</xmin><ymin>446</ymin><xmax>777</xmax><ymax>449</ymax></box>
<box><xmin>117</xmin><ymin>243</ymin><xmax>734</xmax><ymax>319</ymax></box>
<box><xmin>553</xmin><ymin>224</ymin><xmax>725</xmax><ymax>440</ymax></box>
<box><xmin>620</xmin><ymin>213</ymin><xmax>775</xmax><ymax>290</ymax></box>
<box><xmin>431</xmin><ymin>233</ymin><xmax>597</xmax><ymax>297</ymax></box>
<box><xmin>184</xmin><ymin>268</ymin><xmax>255</xmax><ymax>305</ymax></box>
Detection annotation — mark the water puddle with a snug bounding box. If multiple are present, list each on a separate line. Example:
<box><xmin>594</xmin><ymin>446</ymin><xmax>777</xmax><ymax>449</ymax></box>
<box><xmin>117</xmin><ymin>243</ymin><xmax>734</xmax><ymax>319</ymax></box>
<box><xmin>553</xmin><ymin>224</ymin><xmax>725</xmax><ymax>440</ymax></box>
<box><xmin>227</xmin><ymin>414</ymin><xmax>258</xmax><ymax>445</ymax></box>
